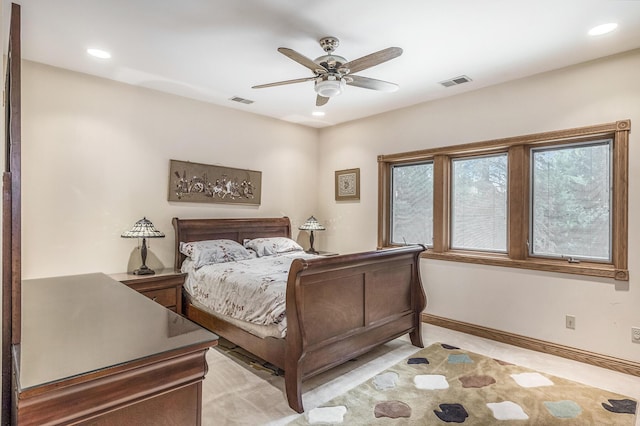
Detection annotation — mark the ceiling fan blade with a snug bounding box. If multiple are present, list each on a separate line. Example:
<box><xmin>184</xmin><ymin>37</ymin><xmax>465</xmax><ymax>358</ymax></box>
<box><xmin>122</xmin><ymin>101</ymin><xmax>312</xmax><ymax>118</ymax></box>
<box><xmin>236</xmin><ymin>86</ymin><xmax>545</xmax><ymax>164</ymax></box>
<box><xmin>342</xmin><ymin>47</ymin><xmax>403</xmax><ymax>74</ymax></box>
<box><xmin>278</xmin><ymin>47</ymin><xmax>327</xmax><ymax>74</ymax></box>
<box><xmin>252</xmin><ymin>76</ymin><xmax>316</xmax><ymax>89</ymax></box>
<box><xmin>316</xmin><ymin>95</ymin><xmax>329</xmax><ymax>106</ymax></box>
<box><xmin>347</xmin><ymin>75</ymin><xmax>399</xmax><ymax>92</ymax></box>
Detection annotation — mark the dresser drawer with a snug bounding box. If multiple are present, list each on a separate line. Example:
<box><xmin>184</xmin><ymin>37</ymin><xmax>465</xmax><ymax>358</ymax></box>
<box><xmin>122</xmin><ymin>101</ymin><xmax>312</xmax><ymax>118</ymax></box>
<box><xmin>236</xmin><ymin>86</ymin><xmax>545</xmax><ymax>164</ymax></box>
<box><xmin>141</xmin><ymin>287</ymin><xmax>177</xmax><ymax>308</ymax></box>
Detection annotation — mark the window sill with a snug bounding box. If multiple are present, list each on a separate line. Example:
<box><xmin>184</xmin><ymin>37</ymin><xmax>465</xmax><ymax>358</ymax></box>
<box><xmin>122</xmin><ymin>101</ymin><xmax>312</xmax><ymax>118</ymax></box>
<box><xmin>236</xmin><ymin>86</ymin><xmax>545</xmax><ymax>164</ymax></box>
<box><xmin>419</xmin><ymin>250</ymin><xmax>628</xmax><ymax>281</ymax></box>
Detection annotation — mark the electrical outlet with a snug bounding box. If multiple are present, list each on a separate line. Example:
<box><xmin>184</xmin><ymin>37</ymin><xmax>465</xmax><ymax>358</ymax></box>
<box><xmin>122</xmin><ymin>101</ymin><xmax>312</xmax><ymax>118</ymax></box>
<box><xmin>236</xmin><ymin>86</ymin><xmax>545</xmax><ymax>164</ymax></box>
<box><xmin>565</xmin><ymin>315</ymin><xmax>576</xmax><ymax>330</ymax></box>
<box><xmin>632</xmin><ymin>327</ymin><xmax>640</xmax><ymax>343</ymax></box>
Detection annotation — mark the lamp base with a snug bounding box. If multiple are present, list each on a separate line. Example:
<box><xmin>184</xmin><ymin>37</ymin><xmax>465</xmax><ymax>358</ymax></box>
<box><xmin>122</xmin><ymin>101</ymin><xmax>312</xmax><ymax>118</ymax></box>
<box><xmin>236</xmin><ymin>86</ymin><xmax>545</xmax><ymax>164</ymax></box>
<box><xmin>306</xmin><ymin>248</ymin><xmax>319</xmax><ymax>255</ymax></box>
<box><xmin>133</xmin><ymin>265</ymin><xmax>155</xmax><ymax>275</ymax></box>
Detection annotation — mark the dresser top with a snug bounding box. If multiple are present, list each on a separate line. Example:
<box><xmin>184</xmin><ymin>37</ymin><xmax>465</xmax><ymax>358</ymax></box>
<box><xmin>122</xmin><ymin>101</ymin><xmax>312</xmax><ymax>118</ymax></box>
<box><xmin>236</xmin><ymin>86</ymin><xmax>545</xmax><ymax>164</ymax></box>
<box><xmin>18</xmin><ymin>273</ymin><xmax>217</xmax><ymax>390</ymax></box>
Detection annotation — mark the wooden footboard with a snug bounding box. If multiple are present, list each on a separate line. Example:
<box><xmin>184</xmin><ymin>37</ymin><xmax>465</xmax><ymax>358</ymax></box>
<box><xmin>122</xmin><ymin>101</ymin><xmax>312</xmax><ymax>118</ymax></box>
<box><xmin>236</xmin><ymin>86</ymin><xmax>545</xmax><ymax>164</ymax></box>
<box><xmin>284</xmin><ymin>245</ymin><xmax>426</xmax><ymax>413</ymax></box>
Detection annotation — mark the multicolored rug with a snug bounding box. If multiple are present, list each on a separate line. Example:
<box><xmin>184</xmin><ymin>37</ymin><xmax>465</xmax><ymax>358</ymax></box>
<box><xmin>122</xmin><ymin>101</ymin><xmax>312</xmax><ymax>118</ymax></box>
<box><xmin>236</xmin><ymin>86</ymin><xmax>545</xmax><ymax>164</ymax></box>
<box><xmin>290</xmin><ymin>343</ymin><xmax>637</xmax><ymax>425</ymax></box>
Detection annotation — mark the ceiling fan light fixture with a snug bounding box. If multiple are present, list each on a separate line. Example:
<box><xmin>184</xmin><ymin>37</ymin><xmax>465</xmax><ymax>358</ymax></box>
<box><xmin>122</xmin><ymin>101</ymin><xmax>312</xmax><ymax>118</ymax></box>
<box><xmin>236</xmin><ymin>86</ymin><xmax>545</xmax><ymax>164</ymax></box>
<box><xmin>315</xmin><ymin>76</ymin><xmax>345</xmax><ymax>98</ymax></box>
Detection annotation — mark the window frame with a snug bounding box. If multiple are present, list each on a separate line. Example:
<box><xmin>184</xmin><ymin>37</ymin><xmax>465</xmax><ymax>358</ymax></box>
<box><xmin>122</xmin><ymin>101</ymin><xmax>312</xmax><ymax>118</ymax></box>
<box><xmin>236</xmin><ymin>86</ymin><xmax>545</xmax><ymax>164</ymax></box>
<box><xmin>377</xmin><ymin>120</ymin><xmax>630</xmax><ymax>281</ymax></box>
<box><xmin>529</xmin><ymin>138</ymin><xmax>614</xmax><ymax>263</ymax></box>
<box><xmin>450</xmin><ymin>152</ymin><xmax>509</xmax><ymax>253</ymax></box>
<box><xmin>390</xmin><ymin>160</ymin><xmax>435</xmax><ymax>247</ymax></box>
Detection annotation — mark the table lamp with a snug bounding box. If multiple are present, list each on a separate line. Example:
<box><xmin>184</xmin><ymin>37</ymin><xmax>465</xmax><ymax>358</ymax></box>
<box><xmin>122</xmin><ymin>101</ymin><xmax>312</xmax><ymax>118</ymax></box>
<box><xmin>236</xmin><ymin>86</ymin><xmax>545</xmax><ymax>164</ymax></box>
<box><xmin>121</xmin><ymin>217</ymin><xmax>165</xmax><ymax>275</ymax></box>
<box><xmin>298</xmin><ymin>216</ymin><xmax>325</xmax><ymax>254</ymax></box>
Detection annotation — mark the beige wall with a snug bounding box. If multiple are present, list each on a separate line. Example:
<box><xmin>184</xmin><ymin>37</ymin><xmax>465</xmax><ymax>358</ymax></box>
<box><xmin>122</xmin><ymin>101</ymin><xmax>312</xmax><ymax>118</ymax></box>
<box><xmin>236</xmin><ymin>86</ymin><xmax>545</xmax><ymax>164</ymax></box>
<box><xmin>22</xmin><ymin>60</ymin><xmax>319</xmax><ymax>278</ymax></box>
<box><xmin>317</xmin><ymin>49</ymin><xmax>640</xmax><ymax>362</ymax></box>
<box><xmin>21</xmin><ymin>49</ymin><xmax>640</xmax><ymax>363</ymax></box>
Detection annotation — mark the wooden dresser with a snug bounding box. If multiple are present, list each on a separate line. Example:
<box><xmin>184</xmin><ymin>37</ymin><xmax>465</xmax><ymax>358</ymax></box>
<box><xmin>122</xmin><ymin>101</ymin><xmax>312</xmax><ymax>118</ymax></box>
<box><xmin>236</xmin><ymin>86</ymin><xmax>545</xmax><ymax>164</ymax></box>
<box><xmin>14</xmin><ymin>273</ymin><xmax>218</xmax><ymax>425</ymax></box>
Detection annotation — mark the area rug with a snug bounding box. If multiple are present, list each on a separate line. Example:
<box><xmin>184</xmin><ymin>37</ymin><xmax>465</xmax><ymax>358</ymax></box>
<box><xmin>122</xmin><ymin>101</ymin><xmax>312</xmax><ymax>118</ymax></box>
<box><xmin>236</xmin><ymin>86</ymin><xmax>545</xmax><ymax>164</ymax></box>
<box><xmin>289</xmin><ymin>343</ymin><xmax>637</xmax><ymax>425</ymax></box>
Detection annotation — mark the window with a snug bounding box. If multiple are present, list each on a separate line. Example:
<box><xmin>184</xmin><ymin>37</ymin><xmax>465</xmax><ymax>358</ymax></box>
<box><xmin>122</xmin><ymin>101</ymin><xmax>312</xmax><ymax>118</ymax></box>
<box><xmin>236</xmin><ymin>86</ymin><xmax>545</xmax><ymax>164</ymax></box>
<box><xmin>378</xmin><ymin>120</ymin><xmax>630</xmax><ymax>280</ymax></box>
<box><xmin>451</xmin><ymin>154</ymin><xmax>507</xmax><ymax>252</ymax></box>
<box><xmin>391</xmin><ymin>162</ymin><xmax>433</xmax><ymax>245</ymax></box>
<box><xmin>531</xmin><ymin>140</ymin><xmax>612</xmax><ymax>262</ymax></box>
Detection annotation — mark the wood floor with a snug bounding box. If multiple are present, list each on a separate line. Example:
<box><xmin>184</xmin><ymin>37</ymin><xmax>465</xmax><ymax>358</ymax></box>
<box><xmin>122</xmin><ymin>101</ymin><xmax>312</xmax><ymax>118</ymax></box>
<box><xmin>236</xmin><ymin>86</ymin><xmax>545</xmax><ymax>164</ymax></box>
<box><xmin>201</xmin><ymin>323</ymin><xmax>640</xmax><ymax>426</ymax></box>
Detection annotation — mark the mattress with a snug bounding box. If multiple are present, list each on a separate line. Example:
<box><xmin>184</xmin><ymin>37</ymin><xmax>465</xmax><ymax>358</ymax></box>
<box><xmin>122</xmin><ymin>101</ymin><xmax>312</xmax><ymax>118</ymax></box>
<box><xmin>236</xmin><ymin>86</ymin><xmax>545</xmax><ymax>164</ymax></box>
<box><xmin>184</xmin><ymin>292</ymin><xmax>286</xmax><ymax>339</ymax></box>
<box><xmin>182</xmin><ymin>251</ymin><xmax>318</xmax><ymax>339</ymax></box>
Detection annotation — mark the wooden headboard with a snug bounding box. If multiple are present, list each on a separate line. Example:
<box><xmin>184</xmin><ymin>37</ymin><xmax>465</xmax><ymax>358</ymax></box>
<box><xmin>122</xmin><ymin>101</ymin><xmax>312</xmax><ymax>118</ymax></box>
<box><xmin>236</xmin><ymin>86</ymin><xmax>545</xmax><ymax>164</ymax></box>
<box><xmin>172</xmin><ymin>217</ymin><xmax>292</xmax><ymax>270</ymax></box>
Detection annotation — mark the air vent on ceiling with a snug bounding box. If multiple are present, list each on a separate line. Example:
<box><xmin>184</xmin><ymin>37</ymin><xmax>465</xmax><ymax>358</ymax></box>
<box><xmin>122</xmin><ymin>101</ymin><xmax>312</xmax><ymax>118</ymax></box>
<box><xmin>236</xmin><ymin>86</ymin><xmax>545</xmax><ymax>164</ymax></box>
<box><xmin>229</xmin><ymin>96</ymin><xmax>254</xmax><ymax>104</ymax></box>
<box><xmin>439</xmin><ymin>75</ymin><xmax>472</xmax><ymax>88</ymax></box>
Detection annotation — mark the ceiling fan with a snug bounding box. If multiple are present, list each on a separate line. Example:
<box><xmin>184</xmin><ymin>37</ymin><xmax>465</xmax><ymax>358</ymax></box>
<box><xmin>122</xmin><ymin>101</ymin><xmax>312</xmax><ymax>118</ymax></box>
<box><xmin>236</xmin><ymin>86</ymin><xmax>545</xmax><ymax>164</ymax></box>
<box><xmin>252</xmin><ymin>37</ymin><xmax>403</xmax><ymax>107</ymax></box>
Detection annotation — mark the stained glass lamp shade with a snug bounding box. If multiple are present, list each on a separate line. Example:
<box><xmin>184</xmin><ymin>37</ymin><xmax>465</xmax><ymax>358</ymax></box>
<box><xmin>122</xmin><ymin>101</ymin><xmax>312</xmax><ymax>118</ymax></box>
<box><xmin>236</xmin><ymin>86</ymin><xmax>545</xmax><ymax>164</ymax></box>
<box><xmin>298</xmin><ymin>216</ymin><xmax>325</xmax><ymax>254</ymax></box>
<box><xmin>121</xmin><ymin>217</ymin><xmax>165</xmax><ymax>275</ymax></box>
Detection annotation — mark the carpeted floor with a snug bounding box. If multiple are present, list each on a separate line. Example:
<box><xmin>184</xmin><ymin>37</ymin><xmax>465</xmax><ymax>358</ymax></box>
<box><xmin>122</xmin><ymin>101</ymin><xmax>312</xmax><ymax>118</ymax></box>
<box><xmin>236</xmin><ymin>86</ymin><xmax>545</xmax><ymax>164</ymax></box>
<box><xmin>290</xmin><ymin>342</ymin><xmax>637</xmax><ymax>425</ymax></box>
<box><xmin>200</xmin><ymin>324</ymin><xmax>640</xmax><ymax>426</ymax></box>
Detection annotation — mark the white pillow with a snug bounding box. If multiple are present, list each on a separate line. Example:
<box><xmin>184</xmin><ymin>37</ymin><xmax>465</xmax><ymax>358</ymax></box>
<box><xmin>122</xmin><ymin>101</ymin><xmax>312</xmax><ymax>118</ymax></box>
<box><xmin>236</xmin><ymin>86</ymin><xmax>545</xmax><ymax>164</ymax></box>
<box><xmin>180</xmin><ymin>239</ymin><xmax>254</xmax><ymax>268</ymax></box>
<box><xmin>244</xmin><ymin>237</ymin><xmax>303</xmax><ymax>257</ymax></box>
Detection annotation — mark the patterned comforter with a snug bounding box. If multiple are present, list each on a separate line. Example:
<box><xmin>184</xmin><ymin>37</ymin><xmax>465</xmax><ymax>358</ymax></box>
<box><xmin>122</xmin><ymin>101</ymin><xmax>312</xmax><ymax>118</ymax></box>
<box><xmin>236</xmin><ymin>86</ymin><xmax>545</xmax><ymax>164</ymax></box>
<box><xmin>182</xmin><ymin>252</ymin><xmax>318</xmax><ymax>331</ymax></box>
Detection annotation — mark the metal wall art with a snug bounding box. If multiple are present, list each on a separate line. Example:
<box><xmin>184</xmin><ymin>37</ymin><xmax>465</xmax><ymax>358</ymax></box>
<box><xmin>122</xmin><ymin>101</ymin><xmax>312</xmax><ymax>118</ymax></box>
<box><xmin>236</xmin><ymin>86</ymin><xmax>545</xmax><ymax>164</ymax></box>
<box><xmin>168</xmin><ymin>160</ymin><xmax>261</xmax><ymax>205</ymax></box>
<box><xmin>335</xmin><ymin>168</ymin><xmax>360</xmax><ymax>201</ymax></box>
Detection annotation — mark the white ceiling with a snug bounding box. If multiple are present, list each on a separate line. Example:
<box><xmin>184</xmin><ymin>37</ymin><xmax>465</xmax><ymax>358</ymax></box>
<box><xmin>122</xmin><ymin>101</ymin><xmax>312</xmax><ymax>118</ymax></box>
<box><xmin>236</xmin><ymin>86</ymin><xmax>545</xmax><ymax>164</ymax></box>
<box><xmin>11</xmin><ymin>0</ymin><xmax>640</xmax><ymax>128</ymax></box>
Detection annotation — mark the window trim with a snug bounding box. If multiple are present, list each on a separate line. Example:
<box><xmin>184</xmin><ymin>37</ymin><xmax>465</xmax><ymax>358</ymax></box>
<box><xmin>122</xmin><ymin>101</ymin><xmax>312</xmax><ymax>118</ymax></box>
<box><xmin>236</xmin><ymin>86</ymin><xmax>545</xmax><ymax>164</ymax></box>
<box><xmin>528</xmin><ymin>138</ymin><xmax>613</xmax><ymax>263</ymax></box>
<box><xmin>377</xmin><ymin>120</ymin><xmax>630</xmax><ymax>281</ymax></box>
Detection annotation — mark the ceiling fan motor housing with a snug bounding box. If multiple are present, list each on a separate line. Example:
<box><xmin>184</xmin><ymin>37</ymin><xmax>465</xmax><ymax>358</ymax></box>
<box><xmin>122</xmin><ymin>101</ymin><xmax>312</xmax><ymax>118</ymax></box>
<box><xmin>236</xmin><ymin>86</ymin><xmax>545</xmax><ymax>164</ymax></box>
<box><xmin>314</xmin><ymin>54</ymin><xmax>347</xmax><ymax>73</ymax></box>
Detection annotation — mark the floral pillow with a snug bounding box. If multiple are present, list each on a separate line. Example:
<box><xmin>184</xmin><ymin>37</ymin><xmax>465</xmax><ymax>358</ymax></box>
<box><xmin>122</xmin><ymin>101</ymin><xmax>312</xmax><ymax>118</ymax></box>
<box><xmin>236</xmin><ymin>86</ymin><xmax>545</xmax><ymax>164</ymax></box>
<box><xmin>180</xmin><ymin>239</ymin><xmax>254</xmax><ymax>268</ymax></box>
<box><xmin>244</xmin><ymin>237</ymin><xmax>303</xmax><ymax>257</ymax></box>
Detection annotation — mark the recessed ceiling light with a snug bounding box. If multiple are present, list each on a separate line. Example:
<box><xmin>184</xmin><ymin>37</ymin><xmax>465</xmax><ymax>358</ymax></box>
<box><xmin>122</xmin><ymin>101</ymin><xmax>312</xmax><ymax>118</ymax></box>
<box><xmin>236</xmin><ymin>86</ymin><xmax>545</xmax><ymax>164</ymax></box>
<box><xmin>312</xmin><ymin>111</ymin><xmax>325</xmax><ymax>117</ymax></box>
<box><xmin>87</xmin><ymin>48</ymin><xmax>111</xmax><ymax>59</ymax></box>
<box><xmin>588</xmin><ymin>23</ymin><xmax>618</xmax><ymax>36</ymax></box>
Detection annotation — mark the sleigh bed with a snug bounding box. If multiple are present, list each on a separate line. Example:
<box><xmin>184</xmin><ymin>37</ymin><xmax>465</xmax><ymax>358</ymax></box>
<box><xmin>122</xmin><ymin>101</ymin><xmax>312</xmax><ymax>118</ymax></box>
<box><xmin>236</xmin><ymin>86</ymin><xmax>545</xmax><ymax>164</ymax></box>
<box><xmin>172</xmin><ymin>217</ymin><xmax>426</xmax><ymax>413</ymax></box>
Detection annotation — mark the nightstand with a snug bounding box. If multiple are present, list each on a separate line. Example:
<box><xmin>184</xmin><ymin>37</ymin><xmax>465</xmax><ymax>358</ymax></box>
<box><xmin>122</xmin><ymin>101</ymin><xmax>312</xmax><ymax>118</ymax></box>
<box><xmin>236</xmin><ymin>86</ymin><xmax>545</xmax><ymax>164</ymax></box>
<box><xmin>110</xmin><ymin>269</ymin><xmax>185</xmax><ymax>314</ymax></box>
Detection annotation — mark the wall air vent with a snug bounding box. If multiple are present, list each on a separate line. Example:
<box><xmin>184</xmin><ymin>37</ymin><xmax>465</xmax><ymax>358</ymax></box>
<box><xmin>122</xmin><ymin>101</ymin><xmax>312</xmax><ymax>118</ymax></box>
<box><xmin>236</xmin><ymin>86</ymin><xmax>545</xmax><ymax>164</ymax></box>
<box><xmin>439</xmin><ymin>75</ymin><xmax>472</xmax><ymax>88</ymax></box>
<box><xmin>229</xmin><ymin>96</ymin><xmax>254</xmax><ymax>104</ymax></box>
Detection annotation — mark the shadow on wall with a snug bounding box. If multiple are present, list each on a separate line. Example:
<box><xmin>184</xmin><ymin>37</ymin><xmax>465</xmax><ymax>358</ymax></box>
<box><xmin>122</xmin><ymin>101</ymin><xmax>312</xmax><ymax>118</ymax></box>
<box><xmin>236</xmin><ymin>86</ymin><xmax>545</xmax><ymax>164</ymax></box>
<box><xmin>124</xmin><ymin>246</ymin><xmax>165</xmax><ymax>274</ymax></box>
<box><xmin>295</xmin><ymin>231</ymin><xmax>310</xmax><ymax>252</ymax></box>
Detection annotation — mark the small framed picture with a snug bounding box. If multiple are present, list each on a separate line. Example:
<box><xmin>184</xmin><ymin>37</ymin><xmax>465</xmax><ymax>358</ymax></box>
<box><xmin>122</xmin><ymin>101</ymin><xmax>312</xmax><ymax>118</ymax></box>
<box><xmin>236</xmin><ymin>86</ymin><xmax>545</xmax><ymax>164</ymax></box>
<box><xmin>335</xmin><ymin>168</ymin><xmax>360</xmax><ymax>201</ymax></box>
